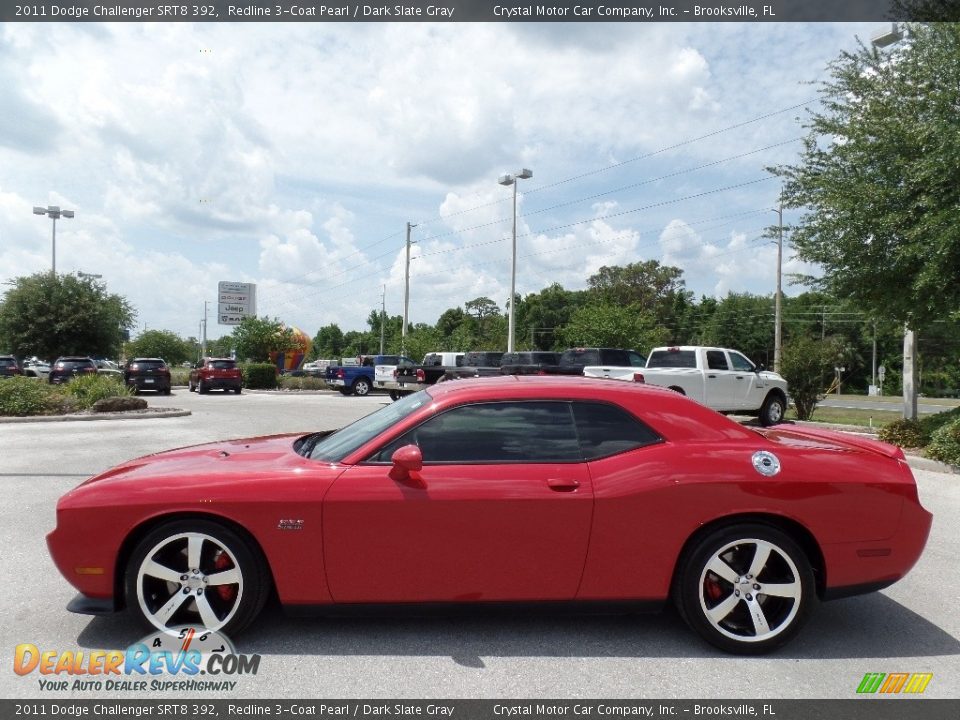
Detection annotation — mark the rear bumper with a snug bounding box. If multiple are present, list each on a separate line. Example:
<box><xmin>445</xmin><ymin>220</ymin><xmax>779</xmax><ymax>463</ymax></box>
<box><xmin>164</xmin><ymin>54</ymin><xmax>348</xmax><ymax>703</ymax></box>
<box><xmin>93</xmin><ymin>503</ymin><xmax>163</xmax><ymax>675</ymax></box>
<box><xmin>383</xmin><ymin>380</ymin><xmax>425</xmax><ymax>393</ymax></box>
<box><xmin>821</xmin><ymin>497</ymin><xmax>933</xmax><ymax>599</ymax></box>
<box><xmin>200</xmin><ymin>377</ymin><xmax>241</xmax><ymax>390</ymax></box>
<box><xmin>127</xmin><ymin>377</ymin><xmax>170</xmax><ymax>391</ymax></box>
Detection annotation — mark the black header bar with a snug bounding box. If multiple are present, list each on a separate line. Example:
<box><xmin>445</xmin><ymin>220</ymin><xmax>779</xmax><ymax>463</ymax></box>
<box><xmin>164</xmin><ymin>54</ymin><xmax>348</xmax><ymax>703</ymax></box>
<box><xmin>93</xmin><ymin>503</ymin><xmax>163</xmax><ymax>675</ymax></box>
<box><xmin>3</xmin><ymin>1</ymin><xmax>960</xmax><ymax>23</ymax></box>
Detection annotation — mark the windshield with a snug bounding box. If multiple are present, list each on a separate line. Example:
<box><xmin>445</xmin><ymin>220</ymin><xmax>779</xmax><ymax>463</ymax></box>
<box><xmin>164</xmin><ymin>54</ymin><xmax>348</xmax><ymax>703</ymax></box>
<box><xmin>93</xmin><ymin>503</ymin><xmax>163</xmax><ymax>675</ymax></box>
<box><xmin>302</xmin><ymin>390</ymin><xmax>430</xmax><ymax>463</ymax></box>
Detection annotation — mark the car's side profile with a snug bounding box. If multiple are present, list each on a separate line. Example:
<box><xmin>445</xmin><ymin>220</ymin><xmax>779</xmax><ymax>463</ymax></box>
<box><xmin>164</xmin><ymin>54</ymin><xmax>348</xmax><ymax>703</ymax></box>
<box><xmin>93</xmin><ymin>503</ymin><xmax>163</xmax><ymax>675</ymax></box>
<box><xmin>47</xmin><ymin>377</ymin><xmax>931</xmax><ymax>654</ymax></box>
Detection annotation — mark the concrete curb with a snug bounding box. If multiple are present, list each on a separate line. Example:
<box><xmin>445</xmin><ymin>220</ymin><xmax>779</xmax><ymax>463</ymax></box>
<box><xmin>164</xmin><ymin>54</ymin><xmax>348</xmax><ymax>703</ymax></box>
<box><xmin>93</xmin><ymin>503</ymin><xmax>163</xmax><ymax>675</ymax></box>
<box><xmin>0</xmin><ymin>408</ymin><xmax>191</xmax><ymax>424</ymax></box>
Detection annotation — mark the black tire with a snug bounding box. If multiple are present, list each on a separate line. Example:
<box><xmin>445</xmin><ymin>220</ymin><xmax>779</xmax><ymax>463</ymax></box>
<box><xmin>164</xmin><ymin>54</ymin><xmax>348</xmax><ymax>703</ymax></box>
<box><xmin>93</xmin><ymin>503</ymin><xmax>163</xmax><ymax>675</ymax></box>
<box><xmin>759</xmin><ymin>393</ymin><xmax>786</xmax><ymax>427</ymax></box>
<box><xmin>353</xmin><ymin>378</ymin><xmax>371</xmax><ymax>396</ymax></box>
<box><xmin>188</xmin><ymin>380</ymin><xmax>195</xmax><ymax>392</ymax></box>
<box><xmin>389</xmin><ymin>390</ymin><xmax>401</xmax><ymax>402</ymax></box>
<box><xmin>125</xmin><ymin>518</ymin><xmax>270</xmax><ymax>637</ymax></box>
<box><xmin>163</xmin><ymin>387</ymin><xmax>172</xmax><ymax>396</ymax></box>
<box><xmin>198</xmin><ymin>379</ymin><xmax>208</xmax><ymax>394</ymax></box>
<box><xmin>338</xmin><ymin>387</ymin><xmax>352</xmax><ymax>396</ymax></box>
<box><xmin>674</xmin><ymin>523</ymin><xmax>815</xmax><ymax>654</ymax></box>
<box><xmin>234</xmin><ymin>387</ymin><xmax>242</xmax><ymax>395</ymax></box>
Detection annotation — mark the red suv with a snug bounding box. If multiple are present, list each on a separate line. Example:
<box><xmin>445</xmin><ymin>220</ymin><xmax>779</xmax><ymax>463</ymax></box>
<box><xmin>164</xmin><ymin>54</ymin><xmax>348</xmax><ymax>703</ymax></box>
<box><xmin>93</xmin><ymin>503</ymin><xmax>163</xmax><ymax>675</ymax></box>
<box><xmin>124</xmin><ymin>358</ymin><xmax>172</xmax><ymax>394</ymax></box>
<box><xmin>48</xmin><ymin>357</ymin><xmax>97</xmax><ymax>384</ymax></box>
<box><xmin>189</xmin><ymin>358</ymin><xmax>242</xmax><ymax>394</ymax></box>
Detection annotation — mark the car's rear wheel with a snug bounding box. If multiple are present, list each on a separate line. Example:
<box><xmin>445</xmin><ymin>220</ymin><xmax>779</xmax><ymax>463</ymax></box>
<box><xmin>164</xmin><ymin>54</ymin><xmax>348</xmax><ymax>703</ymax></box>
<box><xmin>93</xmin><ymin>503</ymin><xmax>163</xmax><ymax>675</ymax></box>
<box><xmin>125</xmin><ymin>519</ymin><xmax>270</xmax><ymax>636</ymax></box>
<box><xmin>188</xmin><ymin>380</ymin><xmax>195</xmax><ymax>392</ymax></box>
<box><xmin>198</xmin><ymin>379</ymin><xmax>208</xmax><ymax>394</ymax></box>
<box><xmin>353</xmin><ymin>378</ymin><xmax>371</xmax><ymax>396</ymax></box>
<box><xmin>759</xmin><ymin>393</ymin><xmax>786</xmax><ymax>426</ymax></box>
<box><xmin>389</xmin><ymin>390</ymin><xmax>401</xmax><ymax>401</ymax></box>
<box><xmin>234</xmin><ymin>386</ymin><xmax>242</xmax><ymax>395</ymax></box>
<box><xmin>674</xmin><ymin>524</ymin><xmax>815</xmax><ymax>654</ymax></box>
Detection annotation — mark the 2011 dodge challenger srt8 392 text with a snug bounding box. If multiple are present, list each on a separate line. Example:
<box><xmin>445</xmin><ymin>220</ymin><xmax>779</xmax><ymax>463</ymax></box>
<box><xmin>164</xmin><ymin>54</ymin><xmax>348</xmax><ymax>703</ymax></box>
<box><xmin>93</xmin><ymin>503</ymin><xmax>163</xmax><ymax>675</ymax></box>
<box><xmin>47</xmin><ymin>376</ymin><xmax>932</xmax><ymax>654</ymax></box>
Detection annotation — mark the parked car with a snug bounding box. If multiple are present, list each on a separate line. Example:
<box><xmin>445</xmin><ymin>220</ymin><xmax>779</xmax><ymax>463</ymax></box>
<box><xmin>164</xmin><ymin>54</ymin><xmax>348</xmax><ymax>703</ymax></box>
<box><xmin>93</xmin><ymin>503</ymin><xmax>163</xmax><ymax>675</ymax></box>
<box><xmin>189</xmin><ymin>358</ymin><xmax>242</xmax><ymax>394</ymax></box>
<box><xmin>325</xmin><ymin>355</ymin><xmax>403</xmax><ymax>396</ymax></box>
<box><xmin>390</xmin><ymin>351</ymin><xmax>465</xmax><ymax>394</ymax></box>
<box><xmin>0</xmin><ymin>355</ymin><xmax>22</xmax><ymax>379</ymax></box>
<box><xmin>48</xmin><ymin>357</ymin><xmax>98</xmax><ymax>384</ymax></box>
<box><xmin>560</xmin><ymin>347</ymin><xmax>647</xmax><ymax>375</ymax></box>
<box><xmin>613</xmin><ymin>346</ymin><xmax>789</xmax><ymax>427</ymax></box>
<box><xmin>47</xmin><ymin>376</ymin><xmax>931</xmax><ymax>654</ymax></box>
<box><xmin>443</xmin><ymin>351</ymin><xmax>505</xmax><ymax>380</ymax></box>
<box><xmin>124</xmin><ymin>358</ymin><xmax>172</xmax><ymax>395</ymax></box>
<box><xmin>374</xmin><ymin>356</ymin><xmax>417</xmax><ymax>400</ymax></box>
<box><xmin>499</xmin><ymin>351</ymin><xmax>562</xmax><ymax>376</ymax></box>
<box><xmin>21</xmin><ymin>359</ymin><xmax>51</xmax><ymax>381</ymax></box>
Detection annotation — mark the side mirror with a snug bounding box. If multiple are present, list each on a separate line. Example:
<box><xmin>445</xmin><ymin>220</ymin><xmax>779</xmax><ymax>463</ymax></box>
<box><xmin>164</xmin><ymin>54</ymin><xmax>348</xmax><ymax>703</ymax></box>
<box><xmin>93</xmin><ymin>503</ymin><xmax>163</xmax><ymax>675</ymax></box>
<box><xmin>755</xmin><ymin>364</ymin><xmax>766</xmax><ymax>373</ymax></box>
<box><xmin>389</xmin><ymin>444</ymin><xmax>425</xmax><ymax>487</ymax></box>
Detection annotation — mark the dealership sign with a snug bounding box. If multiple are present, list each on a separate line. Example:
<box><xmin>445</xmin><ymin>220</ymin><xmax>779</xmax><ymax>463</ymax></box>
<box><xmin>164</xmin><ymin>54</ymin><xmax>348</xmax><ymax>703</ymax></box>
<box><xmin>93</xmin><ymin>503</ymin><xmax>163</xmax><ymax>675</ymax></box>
<box><xmin>218</xmin><ymin>281</ymin><xmax>257</xmax><ymax>325</ymax></box>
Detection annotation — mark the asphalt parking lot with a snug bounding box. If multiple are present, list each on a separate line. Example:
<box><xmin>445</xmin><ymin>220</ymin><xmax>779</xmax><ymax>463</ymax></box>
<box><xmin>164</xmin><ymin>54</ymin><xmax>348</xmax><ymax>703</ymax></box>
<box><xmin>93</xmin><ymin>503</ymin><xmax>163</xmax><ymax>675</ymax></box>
<box><xmin>1</xmin><ymin>388</ymin><xmax>958</xmax><ymax>700</ymax></box>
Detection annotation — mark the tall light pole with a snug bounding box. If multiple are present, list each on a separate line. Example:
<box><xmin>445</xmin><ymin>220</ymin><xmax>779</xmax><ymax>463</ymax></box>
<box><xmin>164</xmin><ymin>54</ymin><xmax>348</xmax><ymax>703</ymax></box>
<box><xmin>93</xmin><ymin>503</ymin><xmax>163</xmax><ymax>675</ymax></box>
<box><xmin>402</xmin><ymin>222</ymin><xmax>416</xmax><ymax>356</ymax></box>
<box><xmin>32</xmin><ymin>205</ymin><xmax>75</xmax><ymax>275</ymax></box>
<box><xmin>771</xmin><ymin>193</ymin><xmax>784</xmax><ymax>374</ymax></box>
<box><xmin>497</xmin><ymin>168</ymin><xmax>533</xmax><ymax>353</ymax></box>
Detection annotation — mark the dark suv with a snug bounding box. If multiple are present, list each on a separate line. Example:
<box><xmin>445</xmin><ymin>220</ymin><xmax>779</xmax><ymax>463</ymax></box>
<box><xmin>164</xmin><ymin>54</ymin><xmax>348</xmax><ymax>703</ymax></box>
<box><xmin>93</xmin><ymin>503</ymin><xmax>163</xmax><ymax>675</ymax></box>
<box><xmin>0</xmin><ymin>355</ymin><xmax>22</xmax><ymax>379</ymax></box>
<box><xmin>124</xmin><ymin>358</ymin><xmax>172</xmax><ymax>394</ymax></box>
<box><xmin>48</xmin><ymin>357</ymin><xmax>97</xmax><ymax>384</ymax></box>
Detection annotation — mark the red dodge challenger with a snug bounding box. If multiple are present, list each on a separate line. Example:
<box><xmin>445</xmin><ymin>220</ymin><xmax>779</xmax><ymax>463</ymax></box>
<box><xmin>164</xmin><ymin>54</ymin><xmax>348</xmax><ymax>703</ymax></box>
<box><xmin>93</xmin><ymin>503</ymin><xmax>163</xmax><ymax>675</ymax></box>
<box><xmin>47</xmin><ymin>376</ymin><xmax>932</xmax><ymax>654</ymax></box>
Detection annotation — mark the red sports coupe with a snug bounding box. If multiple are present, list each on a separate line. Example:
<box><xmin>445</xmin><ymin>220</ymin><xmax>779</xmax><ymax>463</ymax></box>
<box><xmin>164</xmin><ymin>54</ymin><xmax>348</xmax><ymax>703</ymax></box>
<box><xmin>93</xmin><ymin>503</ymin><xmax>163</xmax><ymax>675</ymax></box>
<box><xmin>47</xmin><ymin>376</ymin><xmax>932</xmax><ymax>653</ymax></box>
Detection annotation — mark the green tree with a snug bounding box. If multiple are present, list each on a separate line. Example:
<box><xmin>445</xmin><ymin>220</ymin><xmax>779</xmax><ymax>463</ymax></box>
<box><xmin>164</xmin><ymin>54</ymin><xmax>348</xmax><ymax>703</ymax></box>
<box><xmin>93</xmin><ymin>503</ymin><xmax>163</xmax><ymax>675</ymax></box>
<box><xmin>125</xmin><ymin>329</ymin><xmax>192</xmax><ymax>365</ymax></box>
<box><xmin>516</xmin><ymin>283</ymin><xmax>589</xmax><ymax>350</ymax></box>
<box><xmin>700</xmin><ymin>293</ymin><xmax>775</xmax><ymax>367</ymax></box>
<box><xmin>587</xmin><ymin>260</ymin><xmax>686</xmax><ymax>323</ymax></box>
<box><xmin>231</xmin><ymin>316</ymin><xmax>296</xmax><ymax>362</ymax></box>
<box><xmin>0</xmin><ymin>272</ymin><xmax>134</xmax><ymax>360</ymax></box>
<box><xmin>772</xmin><ymin>24</ymin><xmax>960</xmax><ymax>411</ymax></box>
<box><xmin>311</xmin><ymin>324</ymin><xmax>345</xmax><ymax>360</ymax></box>
<box><xmin>557</xmin><ymin>303</ymin><xmax>668</xmax><ymax>352</ymax></box>
<box><xmin>780</xmin><ymin>335</ymin><xmax>847</xmax><ymax>421</ymax></box>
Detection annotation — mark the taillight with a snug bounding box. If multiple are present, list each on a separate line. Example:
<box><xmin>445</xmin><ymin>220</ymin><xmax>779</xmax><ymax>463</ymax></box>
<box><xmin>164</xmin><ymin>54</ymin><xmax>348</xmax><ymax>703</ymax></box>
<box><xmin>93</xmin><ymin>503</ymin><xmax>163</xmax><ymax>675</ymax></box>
<box><xmin>336</xmin><ymin>369</ymin><xmax>345</xmax><ymax>379</ymax></box>
<box><xmin>393</xmin><ymin>369</ymin><xmax>399</xmax><ymax>379</ymax></box>
<box><xmin>633</xmin><ymin>373</ymin><xmax>645</xmax><ymax>383</ymax></box>
<box><xmin>416</xmin><ymin>369</ymin><xmax>425</xmax><ymax>382</ymax></box>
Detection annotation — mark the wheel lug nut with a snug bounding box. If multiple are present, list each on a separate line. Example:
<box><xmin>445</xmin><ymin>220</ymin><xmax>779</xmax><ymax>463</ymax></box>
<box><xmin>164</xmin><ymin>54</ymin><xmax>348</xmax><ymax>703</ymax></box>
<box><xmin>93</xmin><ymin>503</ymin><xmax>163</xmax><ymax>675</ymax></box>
<box><xmin>746</xmin><ymin>574</ymin><xmax>753</xmax><ymax>580</ymax></box>
<box><xmin>196</xmin><ymin>588</ymin><xmax>203</xmax><ymax>596</ymax></box>
<box><xmin>734</xmin><ymin>577</ymin><xmax>740</xmax><ymax>583</ymax></box>
<box><xmin>182</xmin><ymin>588</ymin><xmax>190</xmax><ymax>595</ymax></box>
<box><xmin>202</xmin><ymin>576</ymin><xmax>208</xmax><ymax>583</ymax></box>
<box><xmin>746</xmin><ymin>593</ymin><xmax>753</xmax><ymax>601</ymax></box>
<box><xmin>753</xmin><ymin>584</ymin><xmax>760</xmax><ymax>590</ymax></box>
<box><xmin>734</xmin><ymin>590</ymin><xmax>740</xmax><ymax>597</ymax></box>
<box><xmin>180</xmin><ymin>575</ymin><xmax>188</xmax><ymax>582</ymax></box>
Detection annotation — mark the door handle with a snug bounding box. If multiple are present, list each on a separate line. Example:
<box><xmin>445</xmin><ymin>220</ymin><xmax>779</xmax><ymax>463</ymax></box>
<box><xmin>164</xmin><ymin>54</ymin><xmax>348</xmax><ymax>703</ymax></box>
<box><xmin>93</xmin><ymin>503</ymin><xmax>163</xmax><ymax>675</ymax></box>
<box><xmin>736</xmin><ymin>376</ymin><xmax>744</xmax><ymax>380</ymax></box>
<box><xmin>547</xmin><ymin>478</ymin><xmax>580</xmax><ymax>492</ymax></box>
<box><xmin>707</xmin><ymin>374</ymin><xmax>717</xmax><ymax>379</ymax></box>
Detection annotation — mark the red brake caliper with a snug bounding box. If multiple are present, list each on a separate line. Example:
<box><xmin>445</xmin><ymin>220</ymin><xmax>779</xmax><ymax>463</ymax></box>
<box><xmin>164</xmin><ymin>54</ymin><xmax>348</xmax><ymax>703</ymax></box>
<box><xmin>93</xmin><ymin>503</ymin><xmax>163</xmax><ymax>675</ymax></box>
<box><xmin>704</xmin><ymin>575</ymin><xmax>724</xmax><ymax>602</ymax></box>
<box><xmin>213</xmin><ymin>550</ymin><xmax>238</xmax><ymax>602</ymax></box>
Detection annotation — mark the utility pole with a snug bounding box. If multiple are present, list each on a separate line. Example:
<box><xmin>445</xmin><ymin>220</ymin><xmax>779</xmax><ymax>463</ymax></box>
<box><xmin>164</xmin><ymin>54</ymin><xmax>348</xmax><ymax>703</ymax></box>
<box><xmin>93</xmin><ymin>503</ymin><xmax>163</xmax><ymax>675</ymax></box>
<box><xmin>871</xmin><ymin>321</ymin><xmax>877</xmax><ymax>394</ymax></box>
<box><xmin>402</xmin><ymin>222</ymin><xmax>415</xmax><ymax>355</ymax></box>
<box><xmin>380</xmin><ymin>284</ymin><xmax>386</xmax><ymax>355</ymax></box>
<box><xmin>773</xmin><ymin>191</ymin><xmax>783</xmax><ymax>374</ymax></box>
<box><xmin>201</xmin><ymin>301</ymin><xmax>209</xmax><ymax>359</ymax></box>
<box><xmin>904</xmin><ymin>326</ymin><xmax>918</xmax><ymax>420</ymax></box>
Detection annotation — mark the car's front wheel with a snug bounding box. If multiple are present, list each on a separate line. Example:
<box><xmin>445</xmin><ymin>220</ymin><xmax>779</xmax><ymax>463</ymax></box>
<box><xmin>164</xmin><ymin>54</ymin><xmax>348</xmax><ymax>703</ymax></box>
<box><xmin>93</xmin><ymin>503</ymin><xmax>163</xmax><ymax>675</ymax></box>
<box><xmin>674</xmin><ymin>524</ymin><xmax>815</xmax><ymax>654</ymax></box>
<box><xmin>353</xmin><ymin>378</ymin><xmax>371</xmax><ymax>396</ymax></box>
<box><xmin>125</xmin><ymin>519</ymin><xmax>270</xmax><ymax>636</ymax></box>
<box><xmin>759</xmin><ymin>393</ymin><xmax>786</xmax><ymax>426</ymax></box>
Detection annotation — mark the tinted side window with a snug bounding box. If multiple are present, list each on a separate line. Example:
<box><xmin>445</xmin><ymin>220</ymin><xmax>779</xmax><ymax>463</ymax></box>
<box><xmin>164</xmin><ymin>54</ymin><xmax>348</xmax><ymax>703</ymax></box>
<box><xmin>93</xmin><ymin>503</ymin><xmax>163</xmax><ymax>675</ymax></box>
<box><xmin>647</xmin><ymin>350</ymin><xmax>697</xmax><ymax>368</ymax></box>
<box><xmin>627</xmin><ymin>351</ymin><xmax>646</xmax><ymax>367</ymax></box>
<box><xmin>572</xmin><ymin>402</ymin><xmax>662</xmax><ymax>460</ymax></box>
<box><xmin>376</xmin><ymin>402</ymin><xmax>580</xmax><ymax>463</ymax></box>
<box><xmin>706</xmin><ymin>351</ymin><xmax>729</xmax><ymax>371</ymax></box>
<box><xmin>729</xmin><ymin>352</ymin><xmax>755</xmax><ymax>372</ymax></box>
<box><xmin>600</xmin><ymin>349</ymin><xmax>630</xmax><ymax>366</ymax></box>
<box><xmin>561</xmin><ymin>349</ymin><xmax>600</xmax><ymax>367</ymax></box>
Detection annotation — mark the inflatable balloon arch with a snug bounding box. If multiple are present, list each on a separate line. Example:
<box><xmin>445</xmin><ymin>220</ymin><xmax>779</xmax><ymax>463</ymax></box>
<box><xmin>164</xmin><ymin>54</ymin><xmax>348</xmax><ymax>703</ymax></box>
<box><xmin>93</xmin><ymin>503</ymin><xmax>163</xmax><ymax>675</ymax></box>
<box><xmin>268</xmin><ymin>326</ymin><xmax>312</xmax><ymax>373</ymax></box>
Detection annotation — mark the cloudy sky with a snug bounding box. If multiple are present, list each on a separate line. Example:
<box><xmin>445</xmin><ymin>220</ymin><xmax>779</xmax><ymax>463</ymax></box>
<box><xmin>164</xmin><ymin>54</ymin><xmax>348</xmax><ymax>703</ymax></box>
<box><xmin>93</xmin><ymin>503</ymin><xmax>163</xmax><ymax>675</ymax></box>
<box><xmin>0</xmin><ymin>19</ymin><xmax>879</xmax><ymax>341</ymax></box>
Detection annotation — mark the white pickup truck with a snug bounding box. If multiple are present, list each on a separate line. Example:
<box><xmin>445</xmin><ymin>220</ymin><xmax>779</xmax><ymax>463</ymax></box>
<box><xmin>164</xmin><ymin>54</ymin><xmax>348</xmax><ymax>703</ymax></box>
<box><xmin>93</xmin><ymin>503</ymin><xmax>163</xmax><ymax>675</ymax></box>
<box><xmin>584</xmin><ymin>345</ymin><xmax>789</xmax><ymax>426</ymax></box>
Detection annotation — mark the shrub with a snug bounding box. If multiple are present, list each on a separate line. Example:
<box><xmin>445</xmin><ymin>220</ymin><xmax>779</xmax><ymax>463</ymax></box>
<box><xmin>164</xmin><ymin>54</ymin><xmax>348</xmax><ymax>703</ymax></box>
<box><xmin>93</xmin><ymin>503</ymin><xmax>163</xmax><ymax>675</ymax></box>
<box><xmin>92</xmin><ymin>396</ymin><xmax>148</xmax><ymax>413</ymax></box>
<box><xmin>919</xmin><ymin>406</ymin><xmax>960</xmax><ymax>442</ymax></box>
<box><xmin>0</xmin><ymin>377</ymin><xmax>61</xmax><ymax>416</ymax></box>
<box><xmin>242</xmin><ymin>363</ymin><xmax>278</xmax><ymax>390</ymax></box>
<box><xmin>278</xmin><ymin>375</ymin><xmax>329</xmax><ymax>391</ymax></box>
<box><xmin>878</xmin><ymin>418</ymin><xmax>925</xmax><ymax>448</ymax></box>
<box><xmin>779</xmin><ymin>335</ymin><xmax>846</xmax><ymax>421</ymax></box>
<box><xmin>64</xmin><ymin>374</ymin><xmax>132</xmax><ymax>410</ymax></box>
<box><xmin>170</xmin><ymin>368</ymin><xmax>191</xmax><ymax>386</ymax></box>
<box><xmin>926</xmin><ymin>418</ymin><xmax>960</xmax><ymax>466</ymax></box>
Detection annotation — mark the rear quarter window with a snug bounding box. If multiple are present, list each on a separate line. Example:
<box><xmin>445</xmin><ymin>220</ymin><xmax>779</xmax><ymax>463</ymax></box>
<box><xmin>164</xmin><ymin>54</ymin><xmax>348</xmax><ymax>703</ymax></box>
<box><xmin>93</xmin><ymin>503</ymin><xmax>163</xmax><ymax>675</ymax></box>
<box><xmin>573</xmin><ymin>402</ymin><xmax>662</xmax><ymax>459</ymax></box>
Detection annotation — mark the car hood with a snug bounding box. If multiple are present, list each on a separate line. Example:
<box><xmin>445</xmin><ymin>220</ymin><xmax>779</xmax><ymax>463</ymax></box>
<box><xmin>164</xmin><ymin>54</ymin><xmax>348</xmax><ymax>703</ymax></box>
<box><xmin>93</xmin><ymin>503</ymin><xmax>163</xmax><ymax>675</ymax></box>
<box><xmin>76</xmin><ymin>432</ymin><xmax>322</xmax><ymax>489</ymax></box>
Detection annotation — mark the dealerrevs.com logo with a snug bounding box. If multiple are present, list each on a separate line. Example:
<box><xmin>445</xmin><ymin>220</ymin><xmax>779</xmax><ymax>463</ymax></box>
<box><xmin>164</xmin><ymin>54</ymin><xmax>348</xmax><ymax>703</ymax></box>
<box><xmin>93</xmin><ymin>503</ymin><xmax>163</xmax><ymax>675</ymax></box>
<box><xmin>856</xmin><ymin>672</ymin><xmax>933</xmax><ymax>694</ymax></box>
<box><xmin>13</xmin><ymin>627</ymin><xmax>260</xmax><ymax>692</ymax></box>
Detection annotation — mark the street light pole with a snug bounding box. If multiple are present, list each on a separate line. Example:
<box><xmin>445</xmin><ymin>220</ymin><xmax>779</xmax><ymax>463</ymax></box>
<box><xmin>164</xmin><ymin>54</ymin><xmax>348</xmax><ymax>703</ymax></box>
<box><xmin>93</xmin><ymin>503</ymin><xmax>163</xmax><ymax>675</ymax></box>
<box><xmin>402</xmin><ymin>222</ymin><xmax>416</xmax><ymax>356</ymax></box>
<box><xmin>498</xmin><ymin>168</ymin><xmax>533</xmax><ymax>353</ymax></box>
<box><xmin>33</xmin><ymin>205</ymin><xmax>75</xmax><ymax>275</ymax></box>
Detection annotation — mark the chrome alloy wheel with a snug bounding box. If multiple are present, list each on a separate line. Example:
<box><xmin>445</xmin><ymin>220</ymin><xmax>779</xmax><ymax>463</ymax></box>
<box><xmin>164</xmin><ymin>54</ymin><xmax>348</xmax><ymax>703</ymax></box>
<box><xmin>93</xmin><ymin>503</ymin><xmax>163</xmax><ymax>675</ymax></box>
<box><xmin>135</xmin><ymin>532</ymin><xmax>244</xmax><ymax>632</ymax></box>
<box><xmin>698</xmin><ymin>538</ymin><xmax>802</xmax><ymax>644</ymax></box>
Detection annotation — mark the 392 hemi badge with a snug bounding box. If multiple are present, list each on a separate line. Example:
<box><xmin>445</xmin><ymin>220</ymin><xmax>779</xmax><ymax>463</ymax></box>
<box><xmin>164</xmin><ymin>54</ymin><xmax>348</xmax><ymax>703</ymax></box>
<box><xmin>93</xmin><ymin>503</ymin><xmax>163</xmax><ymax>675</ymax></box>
<box><xmin>277</xmin><ymin>518</ymin><xmax>305</xmax><ymax>531</ymax></box>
